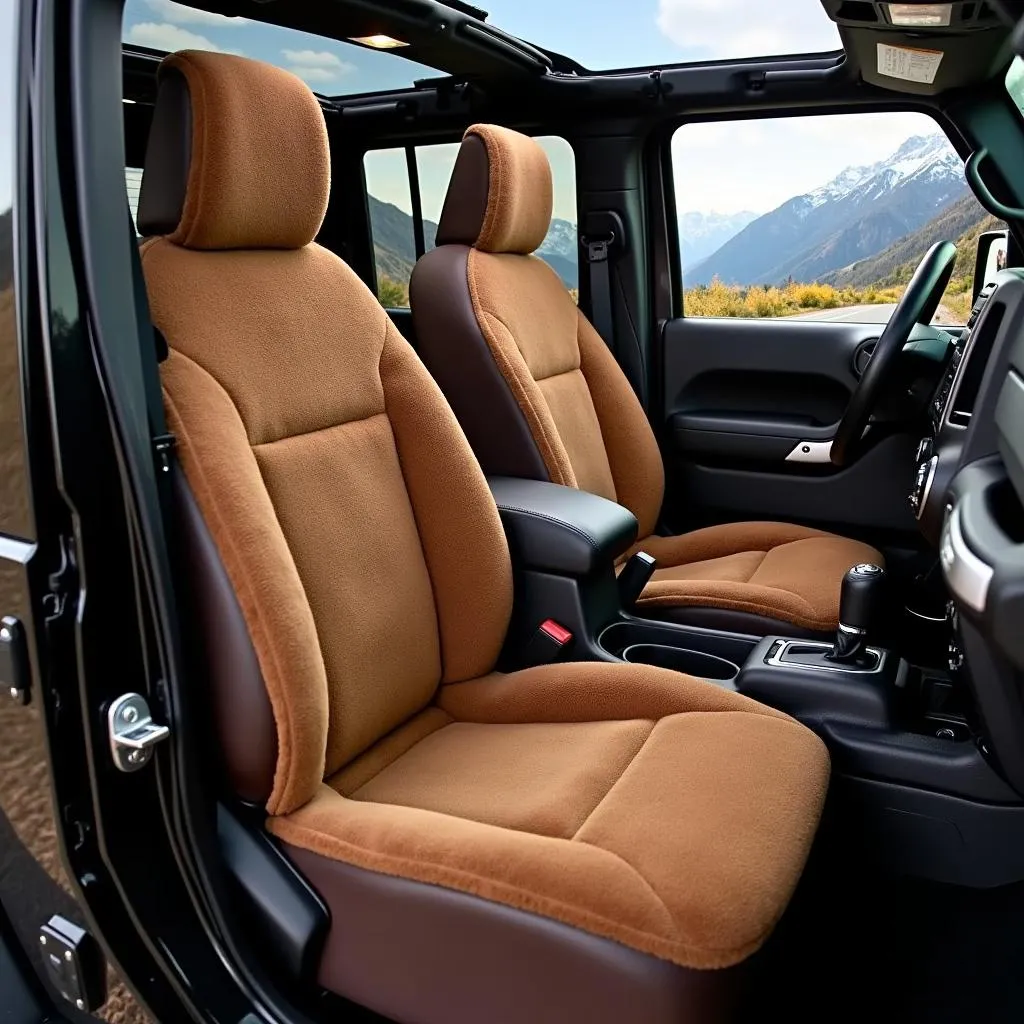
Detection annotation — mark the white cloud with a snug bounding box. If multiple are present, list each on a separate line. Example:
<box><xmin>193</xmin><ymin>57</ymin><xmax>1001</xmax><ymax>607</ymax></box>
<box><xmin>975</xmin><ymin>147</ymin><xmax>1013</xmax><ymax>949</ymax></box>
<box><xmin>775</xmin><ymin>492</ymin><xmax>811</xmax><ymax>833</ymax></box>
<box><xmin>126</xmin><ymin>22</ymin><xmax>222</xmax><ymax>52</ymax></box>
<box><xmin>287</xmin><ymin>66</ymin><xmax>340</xmax><ymax>85</ymax></box>
<box><xmin>657</xmin><ymin>0</ymin><xmax>841</xmax><ymax>60</ymax></box>
<box><xmin>281</xmin><ymin>49</ymin><xmax>348</xmax><ymax>69</ymax></box>
<box><xmin>283</xmin><ymin>50</ymin><xmax>355</xmax><ymax>87</ymax></box>
<box><xmin>672</xmin><ymin>110</ymin><xmax>946</xmax><ymax>215</ymax></box>
<box><xmin>144</xmin><ymin>0</ymin><xmax>247</xmax><ymax>26</ymax></box>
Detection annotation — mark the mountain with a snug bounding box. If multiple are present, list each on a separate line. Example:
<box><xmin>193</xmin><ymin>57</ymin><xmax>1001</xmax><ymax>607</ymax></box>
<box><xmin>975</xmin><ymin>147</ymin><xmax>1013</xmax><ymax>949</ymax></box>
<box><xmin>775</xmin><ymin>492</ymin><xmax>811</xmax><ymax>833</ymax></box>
<box><xmin>369</xmin><ymin>194</ymin><xmax>579</xmax><ymax>290</ymax></box>
<box><xmin>826</xmin><ymin>193</ymin><xmax>999</xmax><ymax>289</ymax></box>
<box><xmin>536</xmin><ymin>218</ymin><xmax>578</xmax><ymax>288</ymax></box>
<box><xmin>689</xmin><ymin>135</ymin><xmax>968</xmax><ymax>286</ymax></box>
<box><xmin>678</xmin><ymin>210</ymin><xmax>758</xmax><ymax>265</ymax></box>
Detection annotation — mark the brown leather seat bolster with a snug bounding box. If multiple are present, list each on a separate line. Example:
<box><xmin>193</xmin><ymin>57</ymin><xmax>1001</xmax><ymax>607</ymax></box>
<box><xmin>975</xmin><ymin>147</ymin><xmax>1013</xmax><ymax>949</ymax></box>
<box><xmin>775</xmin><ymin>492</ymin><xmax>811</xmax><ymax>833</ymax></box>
<box><xmin>285</xmin><ymin>847</ymin><xmax>744</xmax><ymax>1024</ymax></box>
<box><xmin>411</xmin><ymin>244</ymin><xmax>552</xmax><ymax>482</ymax></box>
<box><xmin>173</xmin><ymin>466</ymin><xmax>278</xmax><ymax>803</ymax></box>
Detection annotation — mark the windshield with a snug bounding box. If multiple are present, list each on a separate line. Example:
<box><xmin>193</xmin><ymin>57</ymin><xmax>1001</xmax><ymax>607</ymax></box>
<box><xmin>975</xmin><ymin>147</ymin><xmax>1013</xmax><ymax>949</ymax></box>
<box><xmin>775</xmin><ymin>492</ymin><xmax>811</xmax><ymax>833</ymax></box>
<box><xmin>122</xmin><ymin>0</ymin><xmax>439</xmax><ymax>95</ymax></box>
<box><xmin>480</xmin><ymin>0</ymin><xmax>842</xmax><ymax>69</ymax></box>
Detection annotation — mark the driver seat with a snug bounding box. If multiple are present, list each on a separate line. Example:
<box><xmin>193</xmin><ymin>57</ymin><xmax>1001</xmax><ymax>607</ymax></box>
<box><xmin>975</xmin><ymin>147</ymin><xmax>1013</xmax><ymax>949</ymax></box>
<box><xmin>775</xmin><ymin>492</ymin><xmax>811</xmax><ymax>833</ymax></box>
<box><xmin>411</xmin><ymin>124</ymin><xmax>883</xmax><ymax>636</ymax></box>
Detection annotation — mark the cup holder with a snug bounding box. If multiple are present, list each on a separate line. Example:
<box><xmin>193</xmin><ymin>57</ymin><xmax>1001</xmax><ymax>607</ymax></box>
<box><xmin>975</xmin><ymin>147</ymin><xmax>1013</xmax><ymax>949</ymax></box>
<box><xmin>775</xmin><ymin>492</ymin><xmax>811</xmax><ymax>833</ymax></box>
<box><xmin>620</xmin><ymin>644</ymin><xmax>740</xmax><ymax>683</ymax></box>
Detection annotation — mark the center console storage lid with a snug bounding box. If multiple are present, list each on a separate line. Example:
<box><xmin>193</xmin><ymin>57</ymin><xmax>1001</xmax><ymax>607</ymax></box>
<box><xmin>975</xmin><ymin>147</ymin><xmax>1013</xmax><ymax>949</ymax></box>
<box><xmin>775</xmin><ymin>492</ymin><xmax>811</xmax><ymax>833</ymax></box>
<box><xmin>488</xmin><ymin>477</ymin><xmax>638</xmax><ymax>576</ymax></box>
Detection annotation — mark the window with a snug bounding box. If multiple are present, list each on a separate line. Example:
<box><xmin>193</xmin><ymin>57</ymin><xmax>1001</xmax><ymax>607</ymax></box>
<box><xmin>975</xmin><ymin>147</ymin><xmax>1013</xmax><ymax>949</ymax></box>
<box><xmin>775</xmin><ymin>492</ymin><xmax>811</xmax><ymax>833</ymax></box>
<box><xmin>672</xmin><ymin>112</ymin><xmax>980</xmax><ymax>325</ymax></box>
<box><xmin>365</xmin><ymin>136</ymin><xmax>578</xmax><ymax>308</ymax></box>
<box><xmin>122</xmin><ymin>0</ymin><xmax>439</xmax><ymax>96</ymax></box>
<box><xmin>1007</xmin><ymin>55</ymin><xmax>1024</xmax><ymax>120</ymax></box>
<box><xmin>126</xmin><ymin>167</ymin><xmax>143</xmax><ymax>232</ymax></box>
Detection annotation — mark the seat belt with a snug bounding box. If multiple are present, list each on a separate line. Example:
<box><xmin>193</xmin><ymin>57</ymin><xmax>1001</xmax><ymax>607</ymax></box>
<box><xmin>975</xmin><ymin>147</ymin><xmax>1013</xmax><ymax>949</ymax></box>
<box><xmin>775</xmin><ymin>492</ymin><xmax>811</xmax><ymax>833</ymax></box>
<box><xmin>581</xmin><ymin>210</ymin><xmax>646</xmax><ymax>403</ymax></box>
<box><xmin>581</xmin><ymin>209</ymin><xmax>625</xmax><ymax>359</ymax></box>
<box><xmin>583</xmin><ymin>231</ymin><xmax>617</xmax><ymax>358</ymax></box>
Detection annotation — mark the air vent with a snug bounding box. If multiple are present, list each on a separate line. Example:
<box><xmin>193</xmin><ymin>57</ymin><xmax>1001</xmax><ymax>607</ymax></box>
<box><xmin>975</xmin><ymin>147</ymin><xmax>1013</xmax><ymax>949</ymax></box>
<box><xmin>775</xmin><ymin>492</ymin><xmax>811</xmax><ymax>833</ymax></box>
<box><xmin>836</xmin><ymin>1</ymin><xmax>879</xmax><ymax>22</ymax></box>
<box><xmin>853</xmin><ymin>338</ymin><xmax>878</xmax><ymax>377</ymax></box>
<box><xmin>962</xmin><ymin>2</ymin><xmax>976</xmax><ymax>19</ymax></box>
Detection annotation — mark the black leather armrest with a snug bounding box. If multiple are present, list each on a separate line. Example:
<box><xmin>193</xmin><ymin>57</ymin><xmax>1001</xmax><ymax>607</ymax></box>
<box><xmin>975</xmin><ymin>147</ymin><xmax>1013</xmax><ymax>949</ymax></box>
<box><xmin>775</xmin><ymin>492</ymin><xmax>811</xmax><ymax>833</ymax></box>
<box><xmin>487</xmin><ymin>477</ymin><xmax>638</xmax><ymax>576</ymax></box>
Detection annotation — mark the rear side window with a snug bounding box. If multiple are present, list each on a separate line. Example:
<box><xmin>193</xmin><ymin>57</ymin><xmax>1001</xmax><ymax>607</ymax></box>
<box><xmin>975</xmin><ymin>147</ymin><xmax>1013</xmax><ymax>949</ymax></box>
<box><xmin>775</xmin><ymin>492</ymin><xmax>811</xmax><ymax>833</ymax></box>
<box><xmin>364</xmin><ymin>136</ymin><xmax>578</xmax><ymax>308</ymax></box>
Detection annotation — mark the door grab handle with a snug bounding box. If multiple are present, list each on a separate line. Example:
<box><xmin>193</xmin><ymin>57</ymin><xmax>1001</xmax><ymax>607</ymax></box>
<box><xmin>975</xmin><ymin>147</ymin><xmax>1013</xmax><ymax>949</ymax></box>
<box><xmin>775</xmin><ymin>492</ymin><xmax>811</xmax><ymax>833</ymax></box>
<box><xmin>785</xmin><ymin>439</ymin><xmax>834</xmax><ymax>464</ymax></box>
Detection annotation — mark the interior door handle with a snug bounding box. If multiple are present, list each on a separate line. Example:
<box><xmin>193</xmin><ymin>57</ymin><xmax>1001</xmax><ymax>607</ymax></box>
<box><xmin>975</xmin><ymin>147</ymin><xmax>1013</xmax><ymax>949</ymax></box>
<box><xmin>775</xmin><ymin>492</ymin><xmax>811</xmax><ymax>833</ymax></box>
<box><xmin>784</xmin><ymin>439</ymin><xmax>835</xmax><ymax>464</ymax></box>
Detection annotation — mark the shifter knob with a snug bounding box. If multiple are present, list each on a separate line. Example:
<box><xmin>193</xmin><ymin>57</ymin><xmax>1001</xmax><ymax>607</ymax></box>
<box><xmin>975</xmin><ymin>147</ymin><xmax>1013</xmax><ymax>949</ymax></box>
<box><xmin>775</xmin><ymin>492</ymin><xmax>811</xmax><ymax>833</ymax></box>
<box><xmin>839</xmin><ymin>563</ymin><xmax>886</xmax><ymax>632</ymax></box>
<box><xmin>829</xmin><ymin>563</ymin><xmax>886</xmax><ymax>664</ymax></box>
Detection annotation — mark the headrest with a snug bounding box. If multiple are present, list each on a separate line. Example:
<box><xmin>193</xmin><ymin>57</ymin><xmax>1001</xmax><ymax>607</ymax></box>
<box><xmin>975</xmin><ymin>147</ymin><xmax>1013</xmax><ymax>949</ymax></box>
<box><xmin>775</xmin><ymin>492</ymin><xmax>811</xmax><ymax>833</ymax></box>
<box><xmin>435</xmin><ymin>124</ymin><xmax>553</xmax><ymax>255</ymax></box>
<box><xmin>137</xmin><ymin>51</ymin><xmax>330</xmax><ymax>250</ymax></box>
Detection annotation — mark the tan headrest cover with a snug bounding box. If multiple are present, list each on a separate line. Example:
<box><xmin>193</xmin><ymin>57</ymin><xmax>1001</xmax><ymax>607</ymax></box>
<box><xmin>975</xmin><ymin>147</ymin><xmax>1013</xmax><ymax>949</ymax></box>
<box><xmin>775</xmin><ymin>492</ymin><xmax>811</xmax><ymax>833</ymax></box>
<box><xmin>137</xmin><ymin>51</ymin><xmax>329</xmax><ymax>250</ymax></box>
<box><xmin>435</xmin><ymin>124</ymin><xmax>553</xmax><ymax>255</ymax></box>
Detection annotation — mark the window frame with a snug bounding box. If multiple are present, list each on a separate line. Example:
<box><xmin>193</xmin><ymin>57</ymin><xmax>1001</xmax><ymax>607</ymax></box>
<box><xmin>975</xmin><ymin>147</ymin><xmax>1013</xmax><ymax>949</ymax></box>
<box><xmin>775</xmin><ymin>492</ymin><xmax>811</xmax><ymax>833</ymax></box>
<box><xmin>662</xmin><ymin>102</ymin><xmax>969</xmax><ymax>324</ymax></box>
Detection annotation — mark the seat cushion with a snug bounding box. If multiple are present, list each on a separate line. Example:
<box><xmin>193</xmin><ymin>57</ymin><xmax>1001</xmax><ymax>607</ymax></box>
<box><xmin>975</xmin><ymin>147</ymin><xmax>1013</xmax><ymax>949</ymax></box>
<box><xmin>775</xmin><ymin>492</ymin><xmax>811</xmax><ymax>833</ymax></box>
<box><xmin>269</xmin><ymin>661</ymin><xmax>829</xmax><ymax>972</ymax></box>
<box><xmin>632</xmin><ymin>521</ymin><xmax>883</xmax><ymax>633</ymax></box>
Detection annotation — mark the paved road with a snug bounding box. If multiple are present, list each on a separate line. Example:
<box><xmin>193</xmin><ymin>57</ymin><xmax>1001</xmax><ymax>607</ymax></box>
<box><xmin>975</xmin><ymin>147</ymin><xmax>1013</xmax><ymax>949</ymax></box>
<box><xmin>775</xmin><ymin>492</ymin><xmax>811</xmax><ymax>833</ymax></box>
<box><xmin>783</xmin><ymin>303</ymin><xmax>899</xmax><ymax>324</ymax></box>
<box><xmin>783</xmin><ymin>302</ymin><xmax>961</xmax><ymax>326</ymax></box>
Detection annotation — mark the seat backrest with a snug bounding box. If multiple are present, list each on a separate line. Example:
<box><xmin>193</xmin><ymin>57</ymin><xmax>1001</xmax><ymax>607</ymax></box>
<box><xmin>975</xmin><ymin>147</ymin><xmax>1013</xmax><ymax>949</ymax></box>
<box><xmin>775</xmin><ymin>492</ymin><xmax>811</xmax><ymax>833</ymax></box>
<box><xmin>137</xmin><ymin>51</ymin><xmax>512</xmax><ymax>816</ymax></box>
<box><xmin>411</xmin><ymin>125</ymin><xmax>665</xmax><ymax>539</ymax></box>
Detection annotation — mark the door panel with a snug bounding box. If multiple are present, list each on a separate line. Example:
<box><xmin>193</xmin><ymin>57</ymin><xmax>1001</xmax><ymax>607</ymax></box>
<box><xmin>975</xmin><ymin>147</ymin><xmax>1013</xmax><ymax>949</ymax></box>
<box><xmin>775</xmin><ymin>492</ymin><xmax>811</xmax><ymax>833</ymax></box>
<box><xmin>661</xmin><ymin>317</ymin><xmax>918</xmax><ymax>535</ymax></box>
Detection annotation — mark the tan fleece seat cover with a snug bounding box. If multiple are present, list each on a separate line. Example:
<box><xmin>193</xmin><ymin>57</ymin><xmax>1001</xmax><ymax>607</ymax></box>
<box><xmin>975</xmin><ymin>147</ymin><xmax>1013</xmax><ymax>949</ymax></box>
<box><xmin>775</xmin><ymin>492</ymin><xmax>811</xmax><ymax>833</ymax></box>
<box><xmin>417</xmin><ymin>123</ymin><xmax>883</xmax><ymax>631</ymax></box>
<box><xmin>140</xmin><ymin>51</ymin><xmax>830</xmax><ymax>974</ymax></box>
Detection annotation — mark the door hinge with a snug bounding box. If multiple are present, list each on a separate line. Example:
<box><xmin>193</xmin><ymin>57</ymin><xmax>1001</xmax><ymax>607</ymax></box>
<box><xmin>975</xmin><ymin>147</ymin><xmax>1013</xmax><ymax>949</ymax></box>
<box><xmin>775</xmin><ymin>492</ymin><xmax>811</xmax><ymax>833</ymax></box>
<box><xmin>107</xmin><ymin>693</ymin><xmax>170</xmax><ymax>772</ymax></box>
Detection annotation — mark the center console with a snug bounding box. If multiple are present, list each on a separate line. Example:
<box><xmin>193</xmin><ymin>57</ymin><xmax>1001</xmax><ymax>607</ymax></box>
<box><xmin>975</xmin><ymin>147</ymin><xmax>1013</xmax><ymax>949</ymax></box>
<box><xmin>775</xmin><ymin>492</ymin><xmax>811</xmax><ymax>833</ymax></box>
<box><xmin>490</xmin><ymin>473</ymin><xmax>1024</xmax><ymax>889</ymax></box>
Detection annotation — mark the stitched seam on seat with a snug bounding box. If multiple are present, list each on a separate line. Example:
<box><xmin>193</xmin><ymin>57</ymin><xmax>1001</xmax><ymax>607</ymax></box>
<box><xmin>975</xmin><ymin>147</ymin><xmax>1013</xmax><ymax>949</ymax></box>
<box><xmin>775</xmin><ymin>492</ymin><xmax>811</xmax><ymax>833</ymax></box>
<box><xmin>571</xmin><ymin>721</ymin><xmax>655</xmax><ymax>842</ymax></box>
<box><xmin>379</xmin><ymin>331</ymin><xmax>448</xmax><ymax>680</ymax></box>
<box><xmin>251</xmin><ymin>410</ymin><xmax>388</xmax><ymax>450</ymax></box>
<box><xmin>534</xmin><ymin>365</ymin><xmax>586</xmax><ymax>386</ymax></box>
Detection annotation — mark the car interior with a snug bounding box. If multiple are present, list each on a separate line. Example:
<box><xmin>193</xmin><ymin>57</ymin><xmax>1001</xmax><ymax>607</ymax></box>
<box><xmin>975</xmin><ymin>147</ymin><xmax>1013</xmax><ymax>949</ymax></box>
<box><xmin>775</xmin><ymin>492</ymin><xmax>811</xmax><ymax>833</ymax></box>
<box><xmin>29</xmin><ymin>0</ymin><xmax>1024</xmax><ymax>1021</ymax></box>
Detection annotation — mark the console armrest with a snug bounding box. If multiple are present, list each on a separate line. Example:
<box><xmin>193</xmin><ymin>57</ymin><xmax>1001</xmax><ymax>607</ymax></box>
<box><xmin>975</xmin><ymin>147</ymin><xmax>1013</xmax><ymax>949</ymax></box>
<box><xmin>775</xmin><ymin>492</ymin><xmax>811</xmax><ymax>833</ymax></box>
<box><xmin>488</xmin><ymin>477</ymin><xmax>638</xmax><ymax>576</ymax></box>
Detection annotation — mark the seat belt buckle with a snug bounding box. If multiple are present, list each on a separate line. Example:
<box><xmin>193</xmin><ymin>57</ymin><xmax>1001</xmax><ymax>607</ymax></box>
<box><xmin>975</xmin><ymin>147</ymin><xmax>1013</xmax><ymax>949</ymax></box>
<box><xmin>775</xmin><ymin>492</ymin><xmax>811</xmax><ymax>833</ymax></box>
<box><xmin>582</xmin><ymin>234</ymin><xmax>614</xmax><ymax>264</ymax></box>
<box><xmin>523</xmin><ymin>619</ymin><xmax>574</xmax><ymax>666</ymax></box>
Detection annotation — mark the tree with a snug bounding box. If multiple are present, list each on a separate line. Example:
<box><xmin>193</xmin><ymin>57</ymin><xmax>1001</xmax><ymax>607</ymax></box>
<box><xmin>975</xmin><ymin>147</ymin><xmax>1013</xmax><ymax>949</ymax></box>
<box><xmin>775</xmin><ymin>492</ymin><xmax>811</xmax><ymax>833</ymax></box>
<box><xmin>377</xmin><ymin>275</ymin><xmax>409</xmax><ymax>308</ymax></box>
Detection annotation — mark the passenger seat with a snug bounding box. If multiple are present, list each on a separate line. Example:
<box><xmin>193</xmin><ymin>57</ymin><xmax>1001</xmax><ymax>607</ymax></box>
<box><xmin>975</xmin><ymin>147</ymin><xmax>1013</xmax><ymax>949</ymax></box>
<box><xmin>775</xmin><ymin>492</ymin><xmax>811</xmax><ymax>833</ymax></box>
<box><xmin>137</xmin><ymin>50</ymin><xmax>830</xmax><ymax>1024</ymax></box>
<box><xmin>411</xmin><ymin>124</ymin><xmax>882</xmax><ymax>637</ymax></box>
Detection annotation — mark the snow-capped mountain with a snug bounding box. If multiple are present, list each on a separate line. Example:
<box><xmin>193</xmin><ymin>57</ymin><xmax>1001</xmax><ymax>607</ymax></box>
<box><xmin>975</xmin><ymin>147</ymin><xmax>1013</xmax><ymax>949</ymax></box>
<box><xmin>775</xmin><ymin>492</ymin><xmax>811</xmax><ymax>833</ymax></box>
<box><xmin>689</xmin><ymin>134</ymin><xmax>967</xmax><ymax>286</ymax></box>
<box><xmin>537</xmin><ymin>217</ymin><xmax>579</xmax><ymax>288</ymax></box>
<box><xmin>679</xmin><ymin>210</ymin><xmax>758</xmax><ymax>264</ymax></box>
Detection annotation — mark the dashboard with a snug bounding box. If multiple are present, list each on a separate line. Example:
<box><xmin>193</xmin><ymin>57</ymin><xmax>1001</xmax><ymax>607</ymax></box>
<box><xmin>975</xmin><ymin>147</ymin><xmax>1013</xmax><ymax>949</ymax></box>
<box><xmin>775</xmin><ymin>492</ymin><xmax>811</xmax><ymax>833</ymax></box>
<box><xmin>918</xmin><ymin>267</ymin><xmax>1024</xmax><ymax>796</ymax></box>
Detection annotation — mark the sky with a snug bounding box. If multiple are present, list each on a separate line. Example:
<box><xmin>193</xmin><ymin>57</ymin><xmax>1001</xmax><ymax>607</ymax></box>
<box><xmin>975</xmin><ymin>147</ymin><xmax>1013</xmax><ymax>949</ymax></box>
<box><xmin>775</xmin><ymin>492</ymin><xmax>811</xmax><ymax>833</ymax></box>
<box><xmin>0</xmin><ymin>1</ymin><xmax>975</xmax><ymax>227</ymax></box>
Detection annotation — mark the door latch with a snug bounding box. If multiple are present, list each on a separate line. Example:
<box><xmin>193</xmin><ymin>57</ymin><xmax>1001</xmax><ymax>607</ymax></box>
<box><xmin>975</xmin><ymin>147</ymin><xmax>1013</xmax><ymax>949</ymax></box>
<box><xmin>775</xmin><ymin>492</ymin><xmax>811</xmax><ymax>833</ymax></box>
<box><xmin>107</xmin><ymin>693</ymin><xmax>169</xmax><ymax>772</ymax></box>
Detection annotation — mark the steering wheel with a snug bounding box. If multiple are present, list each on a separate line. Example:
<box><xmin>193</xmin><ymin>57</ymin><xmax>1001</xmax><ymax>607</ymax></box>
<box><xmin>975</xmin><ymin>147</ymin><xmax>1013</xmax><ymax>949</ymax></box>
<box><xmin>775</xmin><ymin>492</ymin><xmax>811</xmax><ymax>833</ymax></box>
<box><xmin>830</xmin><ymin>241</ymin><xmax>958</xmax><ymax>467</ymax></box>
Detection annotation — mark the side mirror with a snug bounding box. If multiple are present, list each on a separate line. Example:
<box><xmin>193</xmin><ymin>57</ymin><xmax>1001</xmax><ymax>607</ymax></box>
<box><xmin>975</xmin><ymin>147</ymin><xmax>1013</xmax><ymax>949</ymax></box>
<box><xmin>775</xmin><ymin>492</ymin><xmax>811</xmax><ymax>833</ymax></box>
<box><xmin>974</xmin><ymin>229</ymin><xmax>1009</xmax><ymax>301</ymax></box>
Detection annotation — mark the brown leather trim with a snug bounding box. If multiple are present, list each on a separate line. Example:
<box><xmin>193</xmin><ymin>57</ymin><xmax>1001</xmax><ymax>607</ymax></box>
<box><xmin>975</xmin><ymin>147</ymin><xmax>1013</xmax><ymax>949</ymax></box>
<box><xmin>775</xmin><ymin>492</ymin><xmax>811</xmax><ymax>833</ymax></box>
<box><xmin>137</xmin><ymin>67</ymin><xmax>192</xmax><ymax>237</ymax></box>
<box><xmin>173</xmin><ymin>467</ymin><xmax>277</xmax><ymax>803</ymax></box>
<box><xmin>284</xmin><ymin>845</ymin><xmax>741</xmax><ymax>1024</ymax></box>
<box><xmin>411</xmin><ymin>244</ymin><xmax>551</xmax><ymax>481</ymax></box>
<box><xmin>434</xmin><ymin>134</ymin><xmax>490</xmax><ymax>249</ymax></box>
<box><xmin>643</xmin><ymin>604</ymin><xmax>830</xmax><ymax>640</ymax></box>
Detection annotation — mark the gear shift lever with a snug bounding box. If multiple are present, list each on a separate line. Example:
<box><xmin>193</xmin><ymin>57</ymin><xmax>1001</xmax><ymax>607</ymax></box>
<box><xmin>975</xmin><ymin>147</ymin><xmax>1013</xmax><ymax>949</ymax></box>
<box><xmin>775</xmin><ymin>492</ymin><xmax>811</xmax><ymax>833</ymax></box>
<box><xmin>828</xmin><ymin>564</ymin><xmax>886</xmax><ymax>664</ymax></box>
